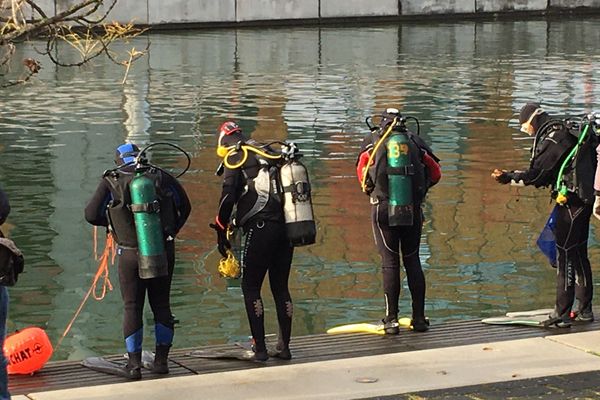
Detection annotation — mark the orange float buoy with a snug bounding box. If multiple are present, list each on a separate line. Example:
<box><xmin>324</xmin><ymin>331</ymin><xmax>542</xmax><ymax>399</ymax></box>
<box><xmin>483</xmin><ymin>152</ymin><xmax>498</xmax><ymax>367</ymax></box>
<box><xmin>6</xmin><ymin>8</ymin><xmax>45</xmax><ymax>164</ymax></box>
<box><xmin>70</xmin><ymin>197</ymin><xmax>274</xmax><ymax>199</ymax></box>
<box><xmin>3</xmin><ymin>327</ymin><xmax>53</xmax><ymax>375</ymax></box>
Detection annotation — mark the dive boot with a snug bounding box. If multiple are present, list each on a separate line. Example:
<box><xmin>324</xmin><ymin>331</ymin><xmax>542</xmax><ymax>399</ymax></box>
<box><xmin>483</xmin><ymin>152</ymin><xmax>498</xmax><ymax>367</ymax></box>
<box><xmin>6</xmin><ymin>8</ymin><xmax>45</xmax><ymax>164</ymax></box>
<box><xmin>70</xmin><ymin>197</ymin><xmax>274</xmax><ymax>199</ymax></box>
<box><xmin>124</xmin><ymin>351</ymin><xmax>142</xmax><ymax>379</ymax></box>
<box><xmin>411</xmin><ymin>317</ymin><xmax>430</xmax><ymax>332</ymax></box>
<box><xmin>273</xmin><ymin>341</ymin><xmax>292</xmax><ymax>360</ymax></box>
<box><xmin>251</xmin><ymin>342</ymin><xmax>269</xmax><ymax>362</ymax></box>
<box><xmin>544</xmin><ymin>311</ymin><xmax>571</xmax><ymax>328</ymax></box>
<box><xmin>152</xmin><ymin>345</ymin><xmax>171</xmax><ymax>374</ymax></box>
<box><xmin>572</xmin><ymin>309</ymin><xmax>594</xmax><ymax>324</ymax></box>
<box><xmin>382</xmin><ymin>317</ymin><xmax>400</xmax><ymax>335</ymax></box>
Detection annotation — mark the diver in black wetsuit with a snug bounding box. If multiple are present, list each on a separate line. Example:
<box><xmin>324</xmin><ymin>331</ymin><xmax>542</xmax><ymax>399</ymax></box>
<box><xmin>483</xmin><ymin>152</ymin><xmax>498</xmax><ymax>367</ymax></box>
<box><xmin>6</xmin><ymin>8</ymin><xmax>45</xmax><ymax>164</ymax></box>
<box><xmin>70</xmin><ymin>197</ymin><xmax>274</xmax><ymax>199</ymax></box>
<box><xmin>492</xmin><ymin>103</ymin><xmax>595</xmax><ymax>326</ymax></box>
<box><xmin>211</xmin><ymin>121</ymin><xmax>294</xmax><ymax>361</ymax></box>
<box><xmin>357</xmin><ymin>108</ymin><xmax>441</xmax><ymax>334</ymax></box>
<box><xmin>85</xmin><ymin>143</ymin><xmax>191</xmax><ymax>378</ymax></box>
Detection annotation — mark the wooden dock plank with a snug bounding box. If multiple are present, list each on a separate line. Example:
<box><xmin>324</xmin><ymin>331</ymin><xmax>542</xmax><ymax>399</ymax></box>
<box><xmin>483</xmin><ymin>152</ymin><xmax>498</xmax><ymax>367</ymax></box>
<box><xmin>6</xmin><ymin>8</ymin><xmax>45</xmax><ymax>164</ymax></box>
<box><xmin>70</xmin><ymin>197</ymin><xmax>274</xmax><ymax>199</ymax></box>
<box><xmin>8</xmin><ymin>319</ymin><xmax>599</xmax><ymax>395</ymax></box>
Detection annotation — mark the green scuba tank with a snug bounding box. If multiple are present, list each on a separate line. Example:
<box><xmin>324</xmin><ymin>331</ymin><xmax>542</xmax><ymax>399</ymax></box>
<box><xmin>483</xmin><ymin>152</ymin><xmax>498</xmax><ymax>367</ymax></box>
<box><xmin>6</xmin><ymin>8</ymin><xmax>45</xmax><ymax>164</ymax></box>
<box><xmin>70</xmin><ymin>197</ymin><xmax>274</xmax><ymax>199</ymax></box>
<box><xmin>387</xmin><ymin>132</ymin><xmax>413</xmax><ymax>226</ymax></box>
<box><xmin>130</xmin><ymin>168</ymin><xmax>168</xmax><ymax>279</ymax></box>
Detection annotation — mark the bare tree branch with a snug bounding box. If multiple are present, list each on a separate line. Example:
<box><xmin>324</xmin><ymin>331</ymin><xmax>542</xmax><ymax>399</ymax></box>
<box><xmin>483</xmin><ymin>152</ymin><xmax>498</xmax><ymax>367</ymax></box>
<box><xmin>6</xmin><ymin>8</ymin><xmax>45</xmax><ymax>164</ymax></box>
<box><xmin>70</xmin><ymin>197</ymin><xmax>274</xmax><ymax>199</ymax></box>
<box><xmin>75</xmin><ymin>0</ymin><xmax>117</xmax><ymax>25</ymax></box>
<box><xmin>1</xmin><ymin>1</ymin><xmax>150</xmax><ymax>86</ymax></box>
<box><xmin>24</xmin><ymin>0</ymin><xmax>48</xmax><ymax>19</ymax></box>
<box><xmin>2</xmin><ymin>0</ymin><xmax>103</xmax><ymax>43</ymax></box>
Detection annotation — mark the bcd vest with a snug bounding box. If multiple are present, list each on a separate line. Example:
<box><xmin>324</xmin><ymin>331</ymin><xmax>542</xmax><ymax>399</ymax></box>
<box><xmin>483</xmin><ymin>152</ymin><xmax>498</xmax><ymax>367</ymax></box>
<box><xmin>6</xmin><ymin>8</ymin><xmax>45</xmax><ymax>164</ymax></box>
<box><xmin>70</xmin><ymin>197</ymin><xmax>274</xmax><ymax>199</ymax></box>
<box><xmin>529</xmin><ymin>121</ymin><xmax>578</xmax><ymax>189</ymax></box>
<box><xmin>103</xmin><ymin>168</ymin><xmax>178</xmax><ymax>247</ymax></box>
<box><xmin>536</xmin><ymin>121</ymin><xmax>599</xmax><ymax>204</ymax></box>
<box><xmin>235</xmin><ymin>155</ymin><xmax>284</xmax><ymax>228</ymax></box>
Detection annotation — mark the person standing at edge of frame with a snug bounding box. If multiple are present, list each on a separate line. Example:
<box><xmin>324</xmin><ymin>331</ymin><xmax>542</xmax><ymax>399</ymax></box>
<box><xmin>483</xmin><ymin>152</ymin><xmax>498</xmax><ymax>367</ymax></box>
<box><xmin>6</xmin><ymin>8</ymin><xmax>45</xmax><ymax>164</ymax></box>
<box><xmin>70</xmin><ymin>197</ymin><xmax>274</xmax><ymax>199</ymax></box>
<box><xmin>492</xmin><ymin>103</ymin><xmax>596</xmax><ymax>327</ymax></box>
<box><xmin>0</xmin><ymin>186</ymin><xmax>10</xmax><ymax>400</ymax></box>
<box><xmin>356</xmin><ymin>108</ymin><xmax>441</xmax><ymax>334</ymax></box>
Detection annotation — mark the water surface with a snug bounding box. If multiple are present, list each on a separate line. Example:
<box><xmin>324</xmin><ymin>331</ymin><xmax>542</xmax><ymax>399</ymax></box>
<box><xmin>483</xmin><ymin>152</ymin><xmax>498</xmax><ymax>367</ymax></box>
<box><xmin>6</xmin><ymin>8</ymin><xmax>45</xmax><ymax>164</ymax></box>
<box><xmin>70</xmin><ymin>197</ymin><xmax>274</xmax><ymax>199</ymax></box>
<box><xmin>1</xmin><ymin>18</ymin><xmax>599</xmax><ymax>360</ymax></box>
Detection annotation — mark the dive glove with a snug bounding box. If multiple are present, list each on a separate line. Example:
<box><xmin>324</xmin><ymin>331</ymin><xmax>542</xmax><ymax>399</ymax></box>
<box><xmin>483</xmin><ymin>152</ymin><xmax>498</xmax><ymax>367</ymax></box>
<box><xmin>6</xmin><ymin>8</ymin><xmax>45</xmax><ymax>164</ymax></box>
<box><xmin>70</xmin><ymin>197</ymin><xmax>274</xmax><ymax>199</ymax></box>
<box><xmin>492</xmin><ymin>169</ymin><xmax>511</xmax><ymax>185</ymax></box>
<box><xmin>594</xmin><ymin>196</ymin><xmax>600</xmax><ymax>221</ymax></box>
<box><xmin>209</xmin><ymin>223</ymin><xmax>231</xmax><ymax>257</ymax></box>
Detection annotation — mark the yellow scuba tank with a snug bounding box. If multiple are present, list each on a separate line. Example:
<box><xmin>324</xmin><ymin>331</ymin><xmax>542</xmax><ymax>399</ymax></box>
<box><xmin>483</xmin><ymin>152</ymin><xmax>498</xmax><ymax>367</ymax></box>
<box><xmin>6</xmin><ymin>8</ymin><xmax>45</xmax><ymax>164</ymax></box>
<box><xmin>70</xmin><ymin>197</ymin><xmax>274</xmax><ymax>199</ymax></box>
<box><xmin>280</xmin><ymin>143</ymin><xmax>316</xmax><ymax>246</ymax></box>
<box><xmin>130</xmin><ymin>165</ymin><xmax>168</xmax><ymax>279</ymax></box>
<box><xmin>387</xmin><ymin>132</ymin><xmax>414</xmax><ymax>226</ymax></box>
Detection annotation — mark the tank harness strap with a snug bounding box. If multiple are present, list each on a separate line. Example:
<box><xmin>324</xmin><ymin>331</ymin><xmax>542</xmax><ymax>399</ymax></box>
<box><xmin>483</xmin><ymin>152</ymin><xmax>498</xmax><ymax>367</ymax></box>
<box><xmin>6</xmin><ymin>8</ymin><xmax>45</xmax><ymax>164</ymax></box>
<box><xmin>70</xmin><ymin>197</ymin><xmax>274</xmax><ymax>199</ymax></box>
<box><xmin>387</xmin><ymin>165</ymin><xmax>415</xmax><ymax>176</ymax></box>
<box><xmin>130</xmin><ymin>200</ymin><xmax>161</xmax><ymax>214</ymax></box>
<box><xmin>283</xmin><ymin>182</ymin><xmax>311</xmax><ymax>203</ymax></box>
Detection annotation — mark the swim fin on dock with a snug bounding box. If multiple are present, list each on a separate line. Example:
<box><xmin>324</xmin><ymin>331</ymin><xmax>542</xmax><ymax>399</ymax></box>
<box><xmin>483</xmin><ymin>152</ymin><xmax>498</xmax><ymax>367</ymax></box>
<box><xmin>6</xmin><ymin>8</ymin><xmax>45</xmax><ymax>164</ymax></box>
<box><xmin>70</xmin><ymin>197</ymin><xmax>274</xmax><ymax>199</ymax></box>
<box><xmin>233</xmin><ymin>341</ymin><xmax>290</xmax><ymax>359</ymax></box>
<box><xmin>481</xmin><ymin>315</ymin><xmax>550</xmax><ymax>327</ymax></box>
<box><xmin>81</xmin><ymin>357</ymin><xmax>140</xmax><ymax>379</ymax></box>
<box><xmin>82</xmin><ymin>351</ymin><xmax>156</xmax><ymax>378</ymax></box>
<box><xmin>482</xmin><ymin>309</ymin><xmax>560</xmax><ymax>327</ymax></box>
<box><xmin>188</xmin><ymin>348</ymin><xmax>257</xmax><ymax>361</ymax></box>
<box><xmin>505</xmin><ymin>309</ymin><xmax>554</xmax><ymax>318</ymax></box>
<box><xmin>326</xmin><ymin>317</ymin><xmax>412</xmax><ymax>335</ymax></box>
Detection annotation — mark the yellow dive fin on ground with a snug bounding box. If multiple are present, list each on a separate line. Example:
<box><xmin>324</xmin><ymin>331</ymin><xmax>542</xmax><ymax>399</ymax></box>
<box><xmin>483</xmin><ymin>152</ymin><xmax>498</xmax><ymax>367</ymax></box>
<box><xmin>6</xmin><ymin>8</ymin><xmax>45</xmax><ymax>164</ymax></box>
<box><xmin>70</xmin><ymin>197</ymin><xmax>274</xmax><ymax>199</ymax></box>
<box><xmin>327</xmin><ymin>318</ymin><xmax>412</xmax><ymax>335</ymax></box>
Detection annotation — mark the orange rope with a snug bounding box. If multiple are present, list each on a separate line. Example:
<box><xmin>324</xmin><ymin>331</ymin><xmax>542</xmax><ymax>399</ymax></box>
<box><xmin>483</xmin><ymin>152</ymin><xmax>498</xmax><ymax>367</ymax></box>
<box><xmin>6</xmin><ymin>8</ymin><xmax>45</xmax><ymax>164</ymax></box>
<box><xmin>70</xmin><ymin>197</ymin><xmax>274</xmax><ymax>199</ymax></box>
<box><xmin>93</xmin><ymin>226</ymin><xmax>98</xmax><ymax>260</ymax></box>
<box><xmin>56</xmin><ymin>234</ymin><xmax>116</xmax><ymax>350</ymax></box>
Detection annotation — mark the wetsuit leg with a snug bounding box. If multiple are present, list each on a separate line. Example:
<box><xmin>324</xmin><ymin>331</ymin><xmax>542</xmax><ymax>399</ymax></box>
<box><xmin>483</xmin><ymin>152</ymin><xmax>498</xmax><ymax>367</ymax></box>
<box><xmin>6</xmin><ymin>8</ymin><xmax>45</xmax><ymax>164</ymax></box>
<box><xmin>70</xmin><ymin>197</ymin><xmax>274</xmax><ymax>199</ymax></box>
<box><xmin>554</xmin><ymin>202</ymin><xmax>593</xmax><ymax>318</ymax></box>
<box><xmin>572</xmin><ymin>207</ymin><xmax>593</xmax><ymax>314</ymax></box>
<box><xmin>371</xmin><ymin>202</ymin><xmax>401</xmax><ymax>320</ymax></box>
<box><xmin>399</xmin><ymin>209</ymin><xmax>426</xmax><ymax>320</ymax></box>
<box><xmin>241</xmin><ymin>221</ymin><xmax>271</xmax><ymax>352</ymax></box>
<box><xmin>267</xmin><ymin>223</ymin><xmax>294</xmax><ymax>349</ymax></box>
<box><xmin>147</xmin><ymin>240</ymin><xmax>176</xmax><ymax>345</ymax></box>
<box><xmin>117</xmin><ymin>247</ymin><xmax>146</xmax><ymax>352</ymax></box>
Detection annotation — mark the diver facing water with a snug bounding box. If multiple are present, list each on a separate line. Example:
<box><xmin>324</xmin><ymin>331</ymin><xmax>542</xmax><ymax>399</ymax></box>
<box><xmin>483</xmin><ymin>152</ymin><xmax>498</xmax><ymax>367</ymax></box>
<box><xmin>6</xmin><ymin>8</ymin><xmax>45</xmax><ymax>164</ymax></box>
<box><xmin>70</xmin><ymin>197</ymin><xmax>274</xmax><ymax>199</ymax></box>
<box><xmin>357</xmin><ymin>108</ymin><xmax>441</xmax><ymax>334</ymax></box>
<box><xmin>492</xmin><ymin>103</ymin><xmax>596</xmax><ymax>327</ymax></box>
<box><xmin>84</xmin><ymin>143</ymin><xmax>191</xmax><ymax>378</ymax></box>
<box><xmin>212</xmin><ymin>121</ymin><xmax>314</xmax><ymax>361</ymax></box>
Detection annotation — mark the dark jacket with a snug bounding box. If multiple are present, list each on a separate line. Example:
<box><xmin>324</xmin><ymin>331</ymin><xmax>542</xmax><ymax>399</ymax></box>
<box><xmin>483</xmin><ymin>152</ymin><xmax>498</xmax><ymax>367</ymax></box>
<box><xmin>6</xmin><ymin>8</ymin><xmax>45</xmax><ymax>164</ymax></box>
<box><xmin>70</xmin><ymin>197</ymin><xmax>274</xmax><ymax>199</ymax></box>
<box><xmin>506</xmin><ymin>114</ymin><xmax>578</xmax><ymax>188</ymax></box>
<box><xmin>0</xmin><ymin>186</ymin><xmax>10</xmax><ymax>225</ymax></box>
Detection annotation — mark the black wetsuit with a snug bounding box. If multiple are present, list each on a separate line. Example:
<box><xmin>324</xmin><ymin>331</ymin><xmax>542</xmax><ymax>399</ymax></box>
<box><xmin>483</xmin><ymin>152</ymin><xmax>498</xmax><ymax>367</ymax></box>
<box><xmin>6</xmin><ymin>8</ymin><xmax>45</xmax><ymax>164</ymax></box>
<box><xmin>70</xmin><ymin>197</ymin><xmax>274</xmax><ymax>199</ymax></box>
<box><xmin>503</xmin><ymin>114</ymin><xmax>594</xmax><ymax>319</ymax></box>
<box><xmin>85</xmin><ymin>167</ymin><xmax>191</xmax><ymax>353</ymax></box>
<box><xmin>216</xmin><ymin>140</ymin><xmax>294</xmax><ymax>354</ymax></box>
<box><xmin>359</xmin><ymin>130</ymin><xmax>436</xmax><ymax>323</ymax></box>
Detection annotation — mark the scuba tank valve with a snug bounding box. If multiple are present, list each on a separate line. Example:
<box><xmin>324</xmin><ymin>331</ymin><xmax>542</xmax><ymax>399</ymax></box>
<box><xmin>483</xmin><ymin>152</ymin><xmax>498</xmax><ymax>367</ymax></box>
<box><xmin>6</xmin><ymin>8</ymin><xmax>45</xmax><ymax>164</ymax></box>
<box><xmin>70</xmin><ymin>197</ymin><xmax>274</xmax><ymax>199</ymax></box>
<box><xmin>387</xmin><ymin>132</ymin><xmax>414</xmax><ymax>226</ymax></box>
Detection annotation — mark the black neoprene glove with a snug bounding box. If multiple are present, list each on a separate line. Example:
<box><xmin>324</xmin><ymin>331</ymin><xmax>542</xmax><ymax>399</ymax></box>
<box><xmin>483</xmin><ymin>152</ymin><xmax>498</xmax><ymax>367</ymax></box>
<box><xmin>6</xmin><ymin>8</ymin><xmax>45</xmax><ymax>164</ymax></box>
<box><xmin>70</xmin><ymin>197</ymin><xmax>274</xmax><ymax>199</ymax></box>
<box><xmin>497</xmin><ymin>172</ymin><xmax>512</xmax><ymax>184</ymax></box>
<box><xmin>209</xmin><ymin>223</ymin><xmax>231</xmax><ymax>257</ymax></box>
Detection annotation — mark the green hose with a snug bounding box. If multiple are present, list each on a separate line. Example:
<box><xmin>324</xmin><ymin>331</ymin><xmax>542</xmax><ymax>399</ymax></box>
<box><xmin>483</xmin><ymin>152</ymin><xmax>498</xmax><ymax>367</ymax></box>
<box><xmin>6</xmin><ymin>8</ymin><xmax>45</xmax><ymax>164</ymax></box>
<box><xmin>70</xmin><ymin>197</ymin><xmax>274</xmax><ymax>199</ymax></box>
<box><xmin>554</xmin><ymin>124</ymin><xmax>589</xmax><ymax>204</ymax></box>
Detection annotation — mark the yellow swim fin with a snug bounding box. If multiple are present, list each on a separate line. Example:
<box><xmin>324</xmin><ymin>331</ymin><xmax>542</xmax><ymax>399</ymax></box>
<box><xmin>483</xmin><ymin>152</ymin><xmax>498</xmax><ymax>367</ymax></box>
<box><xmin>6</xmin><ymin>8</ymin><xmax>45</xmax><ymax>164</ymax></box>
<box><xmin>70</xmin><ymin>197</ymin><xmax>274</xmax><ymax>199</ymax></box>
<box><xmin>326</xmin><ymin>317</ymin><xmax>412</xmax><ymax>335</ymax></box>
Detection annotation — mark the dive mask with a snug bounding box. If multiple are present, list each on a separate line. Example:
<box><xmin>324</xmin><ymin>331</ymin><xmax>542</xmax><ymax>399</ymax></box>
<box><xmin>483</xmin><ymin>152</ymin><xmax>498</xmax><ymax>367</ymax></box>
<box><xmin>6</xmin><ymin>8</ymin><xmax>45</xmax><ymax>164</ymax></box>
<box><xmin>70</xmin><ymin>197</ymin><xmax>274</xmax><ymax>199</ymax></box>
<box><xmin>520</xmin><ymin>108</ymin><xmax>543</xmax><ymax>135</ymax></box>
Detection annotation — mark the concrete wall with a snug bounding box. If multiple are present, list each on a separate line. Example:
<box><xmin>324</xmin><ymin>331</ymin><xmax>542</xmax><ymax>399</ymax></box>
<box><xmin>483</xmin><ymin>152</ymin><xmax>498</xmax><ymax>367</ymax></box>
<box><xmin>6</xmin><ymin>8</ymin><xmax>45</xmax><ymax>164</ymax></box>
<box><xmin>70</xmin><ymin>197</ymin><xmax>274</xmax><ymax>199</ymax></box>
<box><xmin>477</xmin><ymin>0</ymin><xmax>548</xmax><ymax>12</ymax></box>
<box><xmin>550</xmin><ymin>0</ymin><xmax>600</xmax><ymax>7</ymax></box>
<box><xmin>320</xmin><ymin>0</ymin><xmax>398</xmax><ymax>18</ymax></box>
<box><xmin>54</xmin><ymin>0</ymin><xmax>147</xmax><ymax>24</ymax></box>
<box><xmin>236</xmin><ymin>0</ymin><xmax>319</xmax><ymax>21</ymax></box>
<box><xmin>401</xmin><ymin>0</ymin><xmax>475</xmax><ymax>15</ymax></box>
<box><xmin>148</xmin><ymin>0</ymin><xmax>235</xmax><ymax>24</ymax></box>
<box><xmin>22</xmin><ymin>0</ymin><xmax>600</xmax><ymax>28</ymax></box>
